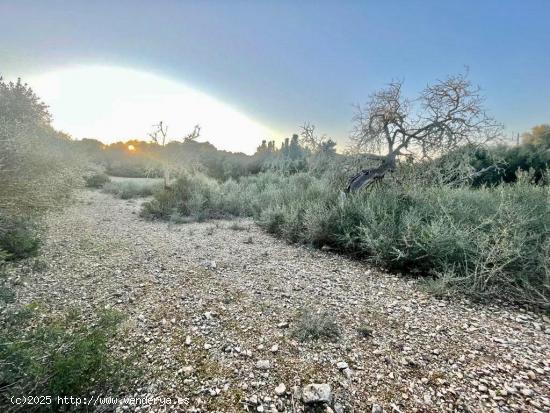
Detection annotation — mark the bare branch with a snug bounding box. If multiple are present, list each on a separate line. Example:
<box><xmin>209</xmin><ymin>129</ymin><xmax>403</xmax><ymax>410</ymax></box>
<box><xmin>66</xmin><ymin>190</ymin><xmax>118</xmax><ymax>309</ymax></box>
<box><xmin>346</xmin><ymin>73</ymin><xmax>502</xmax><ymax>191</ymax></box>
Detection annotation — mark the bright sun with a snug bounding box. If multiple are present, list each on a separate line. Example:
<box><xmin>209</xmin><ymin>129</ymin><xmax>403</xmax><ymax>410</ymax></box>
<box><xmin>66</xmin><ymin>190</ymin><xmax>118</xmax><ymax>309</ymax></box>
<box><xmin>26</xmin><ymin>65</ymin><xmax>276</xmax><ymax>154</ymax></box>
<box><xmin>127</xmin><ymin>144</ymin><xmax>135</xmax><ymax>151</ymax></box>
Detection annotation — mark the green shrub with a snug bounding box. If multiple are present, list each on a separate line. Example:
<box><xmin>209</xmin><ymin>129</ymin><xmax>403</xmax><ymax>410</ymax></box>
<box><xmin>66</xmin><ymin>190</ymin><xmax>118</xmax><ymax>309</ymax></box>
<box><xmin>292</xmin><ymin>310</ymin><xmax>341</xmax><ymax>342</ymax></box>
<box><xmin>84</xmin><ymin>172</ymin><xmax>111</xmax><ymax>188</ymax></box>
<box><xmin>102</xmin><ymin>180</ymin><xmax>162</xmax><ymax>199</ymax></box>
<box><xmin>0</xmin><ymin>216</ymin><xmax>40</xmax><ymax>260</ymax></box>
<box><xmin>143</xmin><ymin>170</ymin><xmax>549</xmax><ymax>307</ymax></box>
<box><xmin>140</xmin><ymin>189</ymin><xmax>178</xmax><ymax>220</ymax></box>
<box><xmin>0</xmin><ymin>307</ymin><xmax>132</xmax><ymax>410</ymax></box>
<box><xmin>0</xmin><ymin>285</ymin><xmax>15</xmax><ymax>304</ymax></box>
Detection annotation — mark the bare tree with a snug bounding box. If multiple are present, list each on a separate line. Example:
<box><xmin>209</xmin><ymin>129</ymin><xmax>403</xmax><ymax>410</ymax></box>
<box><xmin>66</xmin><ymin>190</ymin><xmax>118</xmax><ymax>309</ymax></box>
<box><xmin>184</xmin><ymin>124</ymin><xmax>201</xmax><ymax>142</ymax></box>
<box><xmin>148</xmin><ymin>121</ymin><xmax>170</xmax><ymax>188</ymax></box>
<box><xmin>347</xmin><ymin>73</ymin><xmax>501</xmax><ymax>192</ymax></box>
<box><xmin>148</xmin><ymin>121</ymin><xmax>201</xmax><ymax>188</ymax></box>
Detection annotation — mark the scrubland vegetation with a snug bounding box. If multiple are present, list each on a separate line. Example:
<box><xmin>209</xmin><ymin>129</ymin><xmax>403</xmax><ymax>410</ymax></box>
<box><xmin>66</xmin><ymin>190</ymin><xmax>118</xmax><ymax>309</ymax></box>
<box><xmin>0</xmin><ymin>74</ymin><xmax>549</xmax><ymax>410</ymax></box>
<box><xmin>102</xmin><ymin>179</ymin><xmax>163</xmax><ymax>199</ymax></box>
<box><xmin>1</xmin><ymin>75</ymin><xmax>548</xmax><ymax>308</ymax></box>
<box><xmin>139</xmin><ymin>168</ymin><xmax>549</xmax><ymax>307</ymax></box>
<box><xmin>0</xmin><ymin>78</ymin><xmax>133</xmax><ymax>409</ymax></box>
<box><xmin>0</xmin><ymin>306</ymin><xmax>131</xmax><ymax>408</ymax></box>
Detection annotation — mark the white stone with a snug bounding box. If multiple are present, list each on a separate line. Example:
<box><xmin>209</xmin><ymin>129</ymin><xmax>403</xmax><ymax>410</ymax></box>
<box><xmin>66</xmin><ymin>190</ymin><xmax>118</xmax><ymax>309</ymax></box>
<box><xmin>274</xmin><ymin>383</ymin><xmax>286</xmax><ymax>396</ymax></box>
<box><xmin>301</xmin><ymin>383</ymin><xmax>332</xmax><ymax>404</ymax></box>
<box><xmin>336</xmin><ymin>361</ymin><xmax>348</xmax><ymax>370</ymax></box>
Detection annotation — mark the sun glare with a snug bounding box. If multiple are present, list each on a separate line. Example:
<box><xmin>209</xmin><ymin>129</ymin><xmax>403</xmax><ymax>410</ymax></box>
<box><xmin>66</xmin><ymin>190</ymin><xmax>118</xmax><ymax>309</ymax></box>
<box><xmin>127</xmin><ymin>144</ymin><xmax>135</xmax><ymax>151</ymax></box>
<box><xmin>26</xmin><ymin>66</ymin><xmax>276</xmax><ymax>154</ymax></box>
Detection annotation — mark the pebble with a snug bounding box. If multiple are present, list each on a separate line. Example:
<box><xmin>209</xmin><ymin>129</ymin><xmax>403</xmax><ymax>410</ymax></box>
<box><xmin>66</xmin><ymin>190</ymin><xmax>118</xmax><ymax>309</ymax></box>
<box><xmin>256</xmin><ymin>360</ymin><xmax>271</xmax><ymax>370</ymax></box>
<box><xmin>336</xmin><ymin>361</ymin><xmax>349</xmax><ymax>370</ymax></box>
<box><xmin>274</xmin><ymin>383</ymin><xmax>286</xmax><ymax>396</ymax></box>
<box><xmin>302</xmin><ymin>383</ymin><xmax>332</xmax><ymax>404</ymax></box>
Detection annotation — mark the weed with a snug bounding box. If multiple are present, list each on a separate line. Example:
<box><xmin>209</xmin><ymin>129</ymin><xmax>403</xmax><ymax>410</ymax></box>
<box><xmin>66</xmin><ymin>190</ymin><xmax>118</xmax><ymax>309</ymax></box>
<box><xmin>292</xmin><ymin>309</ymin><xmax>341</xmax><ymax>342</ymax></box>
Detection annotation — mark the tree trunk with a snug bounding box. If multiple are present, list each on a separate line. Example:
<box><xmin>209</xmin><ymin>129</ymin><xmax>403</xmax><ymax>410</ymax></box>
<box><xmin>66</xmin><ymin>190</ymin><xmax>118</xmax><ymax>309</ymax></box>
<box><xmin>346</xmin><ymin>153</ymin><xmax>397</xmax><ymax>193</ymax></box>
<box><xmin>163</xmin><ymin>167</ymin><xmax>170</xmax><ymax>189</ymax></box>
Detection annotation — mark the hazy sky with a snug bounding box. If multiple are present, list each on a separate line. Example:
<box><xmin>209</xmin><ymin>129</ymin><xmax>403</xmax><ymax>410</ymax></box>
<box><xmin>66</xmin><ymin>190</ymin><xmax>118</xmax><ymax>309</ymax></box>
<box><xmin>1</xmin><ymin>0</ymin><xmax>549</xmax><ymax>153</ymax></box>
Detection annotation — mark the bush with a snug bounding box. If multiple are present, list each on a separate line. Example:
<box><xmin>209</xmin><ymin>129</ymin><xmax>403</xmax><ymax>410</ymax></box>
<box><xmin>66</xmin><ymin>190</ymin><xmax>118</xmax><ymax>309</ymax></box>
<box><xmin>292</xmin><ymin>310</ymin><xmax>341</xmax><ymax>342</ymax></box>
<box><xmin>0</xmin><ymin>216</ymin><xmax>40</xmax><ymax>261</ymax></box>
<box><xmin>102</xmin><ymin>180</ymin><xmax>162</xmax><ymax>199</ymax></box>
<box><xmin>140</xmin><ymin>189</ymin><xmax>178</xmax><ymax>220</ymax></box>
<box><xmin>0</xmin><ymin>306</ymin><xmax>132</xmax><ymax>410</ymax></box>
<box><xmin>143</xmin><ymin>170</ymin><xmax>549</xmax><ymax>308</ymax></box>
<box><xmin>84</xmin><ymin>173</ymin><xmax>111</xmax><ymax>188</ymax></box>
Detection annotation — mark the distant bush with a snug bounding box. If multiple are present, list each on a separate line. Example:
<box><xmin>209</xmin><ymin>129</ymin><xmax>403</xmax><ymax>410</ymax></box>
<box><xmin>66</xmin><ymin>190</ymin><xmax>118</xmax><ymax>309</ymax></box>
<box><xmin>84</xmin><ymin>172</ymin><xmax>111</xmax><ymax>188</ymax></box>
<box><xmin>102</xmin><ymin>180</ymin><xmax>162</xmax><ymax>199</ymax></box>
<box><xmin>0</xmin><ymin>306</ymin><xmax>132</xmax><ymax>410</ymax></box>
<box><xmin>0</xmin><ymin>215</ymin><xmax>40</xmax><ymax>261</ymax></box>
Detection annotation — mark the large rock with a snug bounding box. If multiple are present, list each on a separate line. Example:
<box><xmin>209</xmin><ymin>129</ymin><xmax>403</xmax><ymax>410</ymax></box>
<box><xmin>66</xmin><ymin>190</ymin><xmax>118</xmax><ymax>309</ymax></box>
<box><xmin>301</xmin><ymin>383</ymin><xmax>332</xmax><ymax>404</ymax></box>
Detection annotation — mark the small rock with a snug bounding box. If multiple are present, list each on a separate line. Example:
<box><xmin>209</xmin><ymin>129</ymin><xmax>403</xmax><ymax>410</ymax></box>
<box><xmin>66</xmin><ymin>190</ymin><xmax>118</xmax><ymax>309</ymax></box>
<box><xmin>301</xmin><ymin>383</ymin><xmax>332</xmax><ymax>404</ymax></box>
<box><xmin>372</xmin><ymin>404</ymin><xmax>384</xmax><ymax>413</ymax></box>
<box><xmin>256</xmin><ymin>360</ymin><xmax>271</xmax><ymax>370</ymax></box>
<box><xmin>336</xmin><ymin>361</ymin><xmax>349</xmax><ymax>370</ymax></box>
<box><xmin>185</xmin><ymin>336</ymin><xmax>192</xmax><ymax>346</ymax></box>
<box><xmin>181</xmin><ymin>366</ymin><xmax>194</xmax><ymax>376</ymax></box>
<box><xmin>274</xmin><ymin>383</ymin><xmax>286</xmax><ymax>396</ymax></box>
<box><xmin>334</xmin><ymin>403</ymin><xmax>345</xmax><ymax>413</ymax></box>
<box><xmin>521</xmin><ymin>388</ymin><xmax>534</xmax><ymax>397</ymax></box>
<box><xmin>270</xmin><ymin>344</ymin><xmax>279</xmax><ymax>353</ymax></box>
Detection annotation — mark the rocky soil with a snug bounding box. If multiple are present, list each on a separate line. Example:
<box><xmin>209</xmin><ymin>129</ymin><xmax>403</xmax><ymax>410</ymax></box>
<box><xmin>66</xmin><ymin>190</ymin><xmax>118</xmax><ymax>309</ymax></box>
<box><xmin>5</xmin><ymin>190</ymin><xmax>550</xmax><ymax>412</ymax></box>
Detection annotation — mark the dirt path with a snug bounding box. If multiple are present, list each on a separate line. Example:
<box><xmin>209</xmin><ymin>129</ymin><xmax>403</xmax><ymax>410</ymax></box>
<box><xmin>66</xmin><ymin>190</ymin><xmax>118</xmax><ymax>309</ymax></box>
<box><xmin>9</xmin><ymin>190</ymin><xmax>550</xmax><ymax>412</ymax></box>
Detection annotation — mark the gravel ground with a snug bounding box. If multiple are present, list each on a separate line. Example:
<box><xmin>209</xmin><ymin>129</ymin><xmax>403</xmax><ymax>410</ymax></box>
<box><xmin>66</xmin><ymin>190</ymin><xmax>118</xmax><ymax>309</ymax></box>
<box><xmin>5</xmin><ymin>190</ymin><xmax>550</xmax><ymax>412</ymax></box>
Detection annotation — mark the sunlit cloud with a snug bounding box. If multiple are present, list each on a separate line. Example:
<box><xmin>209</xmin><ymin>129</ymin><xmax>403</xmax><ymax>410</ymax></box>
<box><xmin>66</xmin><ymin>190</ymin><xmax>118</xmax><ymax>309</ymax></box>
<box><xmin>26</xmin><ymin>65</ymin><xmax>276</xmax><ymax>154</ymax></box>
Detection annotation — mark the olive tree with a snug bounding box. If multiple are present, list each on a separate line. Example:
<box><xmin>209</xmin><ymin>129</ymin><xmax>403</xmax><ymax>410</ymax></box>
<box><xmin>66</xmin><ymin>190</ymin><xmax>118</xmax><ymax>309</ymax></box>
<box><xmin>347</xmin><ymin>73</ymin><xmax>501</xmax><ymax>192</ymax></box>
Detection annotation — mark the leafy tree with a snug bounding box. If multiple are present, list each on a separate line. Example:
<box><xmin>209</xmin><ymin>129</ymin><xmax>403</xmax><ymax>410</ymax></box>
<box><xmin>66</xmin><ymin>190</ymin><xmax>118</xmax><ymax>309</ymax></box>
<box><xmin>0</xmin><ymin>77</ymin><xmax>80</xmax><ymax>217</ymax></box>
<box><xmin>522</xmin><ymin>124</ymin><xmax>550</xmax><ymax>145</ymax></box>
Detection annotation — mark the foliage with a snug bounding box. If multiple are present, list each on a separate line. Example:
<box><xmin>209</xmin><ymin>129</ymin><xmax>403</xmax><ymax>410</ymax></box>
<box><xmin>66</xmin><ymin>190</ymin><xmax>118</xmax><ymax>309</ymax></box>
<box><xmin>144</xmin><ymin>169</ymin><xmax>549</xmax><ymax>308</ymax></box>
<box><xmin>522</xmin><ymin>124</ymin><xmax>550</xmax><ymax>146</ymax></box>
<box><xmin>465</xmin><ymin>140</ymin><xmax>550</xmax><ymax>186</ymax></box>
<box><xmin>84</xmin><ymin>172</ymin><xmax>111</xmax><ymax>188</ymax></box>
<box><xmin>0</xmin><ymin>306</ymin><xmax>131</xmax><ymax>411</ymax></box>
<box><xmin>292</xmin><ymin>309</ymin><xmax>341</xmax><ymax>342</ymax></box>
<box><xmin>102</xmin><ymin>179</ymin><xmax>162</xmax><ymax>199</ymax></box>
<box><xmin>0</xmin><ymin>78</ymin><xmax>82</xmax><ymax>217</ymax></box>
<box><xmin>0</xmin><ymin>215</ymin><xmax>40</xmax><ymax>261</ymax></box>
<box><xmin>0</xmin><ymin>78</ymin><xmax>82</xmax><ymax>262</ymax></box>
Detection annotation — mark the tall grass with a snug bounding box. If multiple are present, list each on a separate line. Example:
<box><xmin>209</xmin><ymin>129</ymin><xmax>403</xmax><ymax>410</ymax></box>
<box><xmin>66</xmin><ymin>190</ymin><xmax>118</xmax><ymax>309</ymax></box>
<box><xmin>142</xmin><ymin>171</ymin><xmax>549</xmax><ymax>307</ymax></box>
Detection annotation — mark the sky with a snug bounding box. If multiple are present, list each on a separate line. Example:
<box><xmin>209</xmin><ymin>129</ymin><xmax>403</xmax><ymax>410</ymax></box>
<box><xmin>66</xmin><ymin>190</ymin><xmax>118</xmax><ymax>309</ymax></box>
<box><xmin>1</xmin><ymin>0</ymin><xmax>549</xmax><ymax>154</ymax></box>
